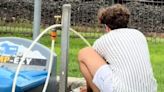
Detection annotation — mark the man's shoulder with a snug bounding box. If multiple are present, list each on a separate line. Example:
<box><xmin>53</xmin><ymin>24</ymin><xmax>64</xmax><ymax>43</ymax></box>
<box><xmin>111</xmin><ymin>28</ymin><xmax>144</xmax><ymax>36</ymax></box>
<box><xmin>112</xmin><ymin>28</ymin><xmax>140</xmax><ymax>32</ymax></box>
<box><xmin>95</xmin><ymin>28</ymin><xmax>145</xmax><ymax>42</ymax></box>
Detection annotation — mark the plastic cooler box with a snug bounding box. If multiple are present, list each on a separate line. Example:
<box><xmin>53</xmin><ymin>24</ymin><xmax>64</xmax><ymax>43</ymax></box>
<box><xmin>0</xmin><ymin>37</ymin><xmax>57</xmax><ymax>92</ymax></box>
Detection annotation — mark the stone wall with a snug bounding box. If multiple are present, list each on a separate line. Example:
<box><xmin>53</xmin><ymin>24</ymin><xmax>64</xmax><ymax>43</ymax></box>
<box><xmin>127</xmin><ymin>2</ymin><xmax>164</xmax><ymax>33</ymax></box>
<box><xmin>0</xmin><ymin>0</ymin><xmax>34</xmax><ymax>23</ymax></box>
<box><xmin>0</xmin><ymin>0</ymin><xmax>163</xmax><ymax>33</ymax></box>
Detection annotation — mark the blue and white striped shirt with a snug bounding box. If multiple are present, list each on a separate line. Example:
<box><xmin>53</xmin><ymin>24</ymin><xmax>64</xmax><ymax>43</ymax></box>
<box><xmin>93</xmin><ymin>28</ymin><xmax>157</xmax><ymax>92</ymax></box>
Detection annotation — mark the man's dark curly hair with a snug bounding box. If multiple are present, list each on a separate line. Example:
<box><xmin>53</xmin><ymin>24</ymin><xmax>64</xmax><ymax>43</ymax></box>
<box><xmin>98</xmin><ymin>4</ymin><xmax>130</xmax><ymax>30</ymax></box>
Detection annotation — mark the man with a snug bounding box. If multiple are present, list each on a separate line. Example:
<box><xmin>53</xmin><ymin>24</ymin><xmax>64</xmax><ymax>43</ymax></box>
<box><xmin>78</xmin><ymin>4</ymin><xmax>157</xmax><ymax>92</ymax></box>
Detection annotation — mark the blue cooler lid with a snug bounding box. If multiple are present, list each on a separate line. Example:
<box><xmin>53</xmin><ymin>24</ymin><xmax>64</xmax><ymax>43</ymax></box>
<box><xmin>0</xmin><ymin>67</ymin><xmax>47</xmax><ymax>92</ymax></box>
<box><xmin>0</xmin><ymin>77</ymin><xmax>12</xmax><ymax>92</ymax></box>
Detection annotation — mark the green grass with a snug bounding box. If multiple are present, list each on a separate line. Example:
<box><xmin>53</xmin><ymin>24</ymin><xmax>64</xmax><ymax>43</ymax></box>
<box><xmin>149</xmin><ymin>42</ymin><xmax>164</xmax><ymax>92</ymax></box>
<box><xmin>39</xmin><ymin>35</ymin><xmax>164</xmax><ymax>92</ymax></box>
<box><xmin>39</xmin><ymin>36</ymin><xmax>96</xmax><ymax>77</ymax></box>
<box><xmin>0</xmin><ymin>33</ymin><xmax>163</xmax><ymax>92</ymax></box>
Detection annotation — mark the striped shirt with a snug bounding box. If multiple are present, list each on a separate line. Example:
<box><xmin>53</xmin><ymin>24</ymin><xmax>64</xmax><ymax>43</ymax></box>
<box><xmin>93</xmin><ymin>28</ymin><xmax>157</xmax><ymax>92</ymax></box>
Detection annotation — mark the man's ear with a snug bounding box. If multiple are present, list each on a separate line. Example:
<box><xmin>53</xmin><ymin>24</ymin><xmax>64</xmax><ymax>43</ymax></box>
<box><xmin>105</xmin><ymin>25</ymin><xmax>111</xmax><ymax>32</ymax></box>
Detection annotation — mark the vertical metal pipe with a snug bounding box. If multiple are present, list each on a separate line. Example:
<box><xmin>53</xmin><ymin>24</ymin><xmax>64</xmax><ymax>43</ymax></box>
<box><xmin>59</xmin><ymin>4</ymin><xmax>71</xmax><ymax>92</ymax></box>
<box><xmin>33</xmin><ymin>0</ymin><xmax>42</xmax><ymax>40</ymax></box>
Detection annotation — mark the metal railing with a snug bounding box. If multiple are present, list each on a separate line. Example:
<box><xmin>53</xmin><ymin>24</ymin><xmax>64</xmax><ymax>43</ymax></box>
<box><xmin>0</xmin><ymin>0</ymin><xmax>163</xmax><ymax>42</ymax></box>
